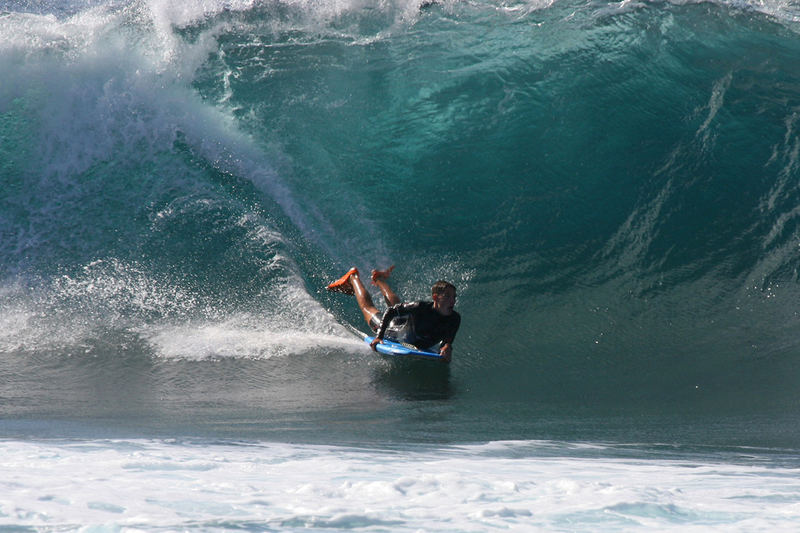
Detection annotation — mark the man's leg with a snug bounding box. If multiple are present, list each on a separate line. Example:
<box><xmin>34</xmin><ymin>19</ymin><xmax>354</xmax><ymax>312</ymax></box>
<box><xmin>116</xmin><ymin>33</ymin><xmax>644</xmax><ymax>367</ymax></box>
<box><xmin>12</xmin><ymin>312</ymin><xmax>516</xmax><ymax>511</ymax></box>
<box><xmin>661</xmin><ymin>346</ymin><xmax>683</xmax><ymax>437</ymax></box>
<box><xmin>327</xmin><ymin>267</ymin><xmax>385</xmax><ymax>331</ymax></box>
<box><xmin>349</xmin><ymin>272</ymin><xmax>383</xmax><ymax>330</ymax></box>
<box><xmin>371</xmin><ymin>265</ymin><xmax>401</xmax><ymax>306</ymax></box>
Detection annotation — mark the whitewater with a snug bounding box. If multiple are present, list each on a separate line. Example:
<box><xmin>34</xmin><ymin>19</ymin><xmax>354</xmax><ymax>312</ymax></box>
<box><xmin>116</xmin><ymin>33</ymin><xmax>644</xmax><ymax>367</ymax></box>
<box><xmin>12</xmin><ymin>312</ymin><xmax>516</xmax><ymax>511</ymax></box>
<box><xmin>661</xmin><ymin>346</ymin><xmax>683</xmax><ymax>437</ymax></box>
<box><xmin>5</xmin><ymin>438</ymin><xmax>800</xmax><ymax>531</ymax></box>
<box><xmin>3</xmin><ymin>0</ymin><xmax>800</xmax><ymax>529</ymax></box>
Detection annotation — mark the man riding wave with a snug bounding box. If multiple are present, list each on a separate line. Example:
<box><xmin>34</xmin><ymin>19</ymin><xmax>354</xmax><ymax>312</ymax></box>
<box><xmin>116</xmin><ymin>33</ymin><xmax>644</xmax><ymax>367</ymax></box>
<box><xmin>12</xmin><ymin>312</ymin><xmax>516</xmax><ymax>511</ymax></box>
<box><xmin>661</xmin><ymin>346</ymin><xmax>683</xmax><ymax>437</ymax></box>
<box><xmin>326</xmin><ymin>266</ymin><xmax>460</xmax><ymax>362</ymax></box>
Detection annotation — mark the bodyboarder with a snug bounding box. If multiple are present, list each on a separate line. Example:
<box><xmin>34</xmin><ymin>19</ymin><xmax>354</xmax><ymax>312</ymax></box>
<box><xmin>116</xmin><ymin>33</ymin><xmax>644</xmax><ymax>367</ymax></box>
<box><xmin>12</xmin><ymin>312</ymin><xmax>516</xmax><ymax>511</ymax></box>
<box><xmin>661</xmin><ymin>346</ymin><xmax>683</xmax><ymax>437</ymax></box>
<box><xmin>326</xmin><ymin>266</ymin><xmax>460</xmax><ymax>362</ymax></box>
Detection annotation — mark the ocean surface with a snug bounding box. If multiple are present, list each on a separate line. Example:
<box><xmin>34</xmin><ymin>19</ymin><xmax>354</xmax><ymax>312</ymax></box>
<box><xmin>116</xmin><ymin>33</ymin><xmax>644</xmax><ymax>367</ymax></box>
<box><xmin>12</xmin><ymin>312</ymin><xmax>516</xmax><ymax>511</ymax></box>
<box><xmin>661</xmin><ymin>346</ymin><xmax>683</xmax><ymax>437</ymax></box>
<box><xmin>3</xmin><ymin>0</ymin><xmax>800</xmax><ymax>529</ymax></box>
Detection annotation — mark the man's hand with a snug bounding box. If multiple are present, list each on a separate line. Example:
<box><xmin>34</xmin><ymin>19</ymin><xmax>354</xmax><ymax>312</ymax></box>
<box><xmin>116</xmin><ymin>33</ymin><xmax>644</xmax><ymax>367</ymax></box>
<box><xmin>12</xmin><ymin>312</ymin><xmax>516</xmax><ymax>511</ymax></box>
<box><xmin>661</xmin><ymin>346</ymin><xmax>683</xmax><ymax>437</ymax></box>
<box><xmin>439</xmin><ymin>342</ymin><xmax>452</xmax><ymax>362</ymax></box>
<box><xmin>370</xmin><ymin>337</ymin><xmax>382</xmax><ymax>351</ymax></box>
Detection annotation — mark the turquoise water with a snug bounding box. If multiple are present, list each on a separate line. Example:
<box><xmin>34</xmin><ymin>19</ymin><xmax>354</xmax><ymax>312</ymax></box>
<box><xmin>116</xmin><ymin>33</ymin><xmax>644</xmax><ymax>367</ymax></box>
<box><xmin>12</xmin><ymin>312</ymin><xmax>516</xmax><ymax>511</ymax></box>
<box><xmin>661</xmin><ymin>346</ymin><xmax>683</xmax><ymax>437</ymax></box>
<box><xmin>3</xmin><ymin>0</ymin><xmax>800</xmax><ymax>461</ymax></box>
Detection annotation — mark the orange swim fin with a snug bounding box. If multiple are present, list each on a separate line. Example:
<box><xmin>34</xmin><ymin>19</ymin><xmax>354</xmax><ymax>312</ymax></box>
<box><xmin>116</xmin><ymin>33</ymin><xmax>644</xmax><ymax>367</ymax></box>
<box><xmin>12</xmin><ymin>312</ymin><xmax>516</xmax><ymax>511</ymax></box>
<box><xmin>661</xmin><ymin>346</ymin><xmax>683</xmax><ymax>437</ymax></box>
<box><xmin>326</xmin><ymin>267</ymin><xmax>359</xmax><ymax>295</ymax></box>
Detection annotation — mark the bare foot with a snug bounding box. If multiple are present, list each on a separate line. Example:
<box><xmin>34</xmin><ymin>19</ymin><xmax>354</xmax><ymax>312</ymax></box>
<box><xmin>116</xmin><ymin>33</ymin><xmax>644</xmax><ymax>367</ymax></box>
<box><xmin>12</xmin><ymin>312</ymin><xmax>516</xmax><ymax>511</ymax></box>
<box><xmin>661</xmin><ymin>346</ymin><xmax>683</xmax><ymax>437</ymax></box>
<box><xmin>370</xmin><ymin>265</ymin><xmax>395</xmax><ymax>285</ymax></box>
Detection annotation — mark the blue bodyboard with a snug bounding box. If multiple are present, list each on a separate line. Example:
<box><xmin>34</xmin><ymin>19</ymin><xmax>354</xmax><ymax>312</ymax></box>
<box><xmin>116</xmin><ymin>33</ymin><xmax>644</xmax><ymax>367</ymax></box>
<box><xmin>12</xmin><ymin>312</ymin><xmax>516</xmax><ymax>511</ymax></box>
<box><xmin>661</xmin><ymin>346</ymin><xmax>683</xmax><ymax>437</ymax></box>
<box><xmin>363</xmin><ymin>335</ymin><xmax>446</xmax><ymax>362</ymax></box>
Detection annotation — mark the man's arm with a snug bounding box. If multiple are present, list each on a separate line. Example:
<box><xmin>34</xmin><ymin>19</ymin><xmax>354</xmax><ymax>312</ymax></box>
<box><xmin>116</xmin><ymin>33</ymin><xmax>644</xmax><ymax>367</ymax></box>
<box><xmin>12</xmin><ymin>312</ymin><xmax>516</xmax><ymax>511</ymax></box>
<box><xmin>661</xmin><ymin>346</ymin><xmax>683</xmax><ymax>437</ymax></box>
<box><xmin>371</xmin><ymin>304</ymin><xmax>402</xmax><ymax>351</ymax></box>
<box><xmin>439</xmin><ymin>342</ymin><xmax>453</xmax><ymax>362</ymax></box>
<box><xmin>370</xmin><ymin>336</ymin><xmax>382</xmax><ymax>351</ymax></box>
<box><xmin>438</xmin><ymin>313</ymin><xmax>460</xmax><ymax>361</ymax></box>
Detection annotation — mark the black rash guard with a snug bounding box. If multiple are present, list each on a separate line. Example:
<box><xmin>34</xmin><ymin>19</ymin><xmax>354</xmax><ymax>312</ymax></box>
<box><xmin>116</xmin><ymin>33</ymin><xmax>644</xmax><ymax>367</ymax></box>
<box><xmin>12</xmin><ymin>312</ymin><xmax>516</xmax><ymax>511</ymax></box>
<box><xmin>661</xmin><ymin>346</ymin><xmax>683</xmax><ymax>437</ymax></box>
<box><xmin>376</xmin><ymin>301</ymin><xmax>461</xmax><ymax>350</ymax></box>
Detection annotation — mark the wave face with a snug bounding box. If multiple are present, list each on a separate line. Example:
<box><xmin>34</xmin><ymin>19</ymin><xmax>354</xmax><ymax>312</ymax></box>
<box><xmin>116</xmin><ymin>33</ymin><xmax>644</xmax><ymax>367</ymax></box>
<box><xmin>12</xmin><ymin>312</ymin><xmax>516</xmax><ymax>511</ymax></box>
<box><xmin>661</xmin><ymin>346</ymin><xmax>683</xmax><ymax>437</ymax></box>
<box><xmin>2</xmin><ymin>0</ymin><xmax>800</xmax><ymax>440</ymax></box>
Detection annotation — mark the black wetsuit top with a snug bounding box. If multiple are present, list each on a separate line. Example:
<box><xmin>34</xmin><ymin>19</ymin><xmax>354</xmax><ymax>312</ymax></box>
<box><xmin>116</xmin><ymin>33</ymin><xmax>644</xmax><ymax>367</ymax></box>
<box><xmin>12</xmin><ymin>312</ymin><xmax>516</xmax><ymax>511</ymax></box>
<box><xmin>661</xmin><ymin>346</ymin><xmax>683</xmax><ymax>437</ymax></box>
<box><xmin>376</xmin><ymin>301</ymin><xmax>461</xmax><ymax>350</ymax></box>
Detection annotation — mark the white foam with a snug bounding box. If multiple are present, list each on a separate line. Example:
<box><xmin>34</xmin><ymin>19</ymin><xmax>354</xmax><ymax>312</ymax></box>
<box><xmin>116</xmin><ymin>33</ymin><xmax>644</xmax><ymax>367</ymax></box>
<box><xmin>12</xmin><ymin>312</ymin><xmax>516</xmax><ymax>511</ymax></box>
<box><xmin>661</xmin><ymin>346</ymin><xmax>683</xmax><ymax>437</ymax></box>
<box><xmin>140</xmin><ymin>277</ymin><xmax>360</xmax><ymax>359</ymax></box>
<box><xmin>0</xmin><ymin>257</ymin><xmax>362</xmax><ymax>359</ymax></box>
<box><xmin>145</xmin><ymin>319</ymin><xmax>359</xmax><ymax>360</ymax></box>
<box><xmin>1</xmin><ymin>438</ymin><xmax>800</xmax><ymax>531</ymax></box>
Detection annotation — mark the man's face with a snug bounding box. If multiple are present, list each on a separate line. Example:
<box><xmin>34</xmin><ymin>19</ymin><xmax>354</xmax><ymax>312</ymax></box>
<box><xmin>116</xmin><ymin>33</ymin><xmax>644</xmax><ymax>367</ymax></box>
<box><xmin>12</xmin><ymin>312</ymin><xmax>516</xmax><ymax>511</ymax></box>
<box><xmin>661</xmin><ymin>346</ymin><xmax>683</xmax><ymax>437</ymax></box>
<box><xmin>433</xmin><ymin>287</ymin><xmax>456</xmax><ymax>316</ymax></box>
